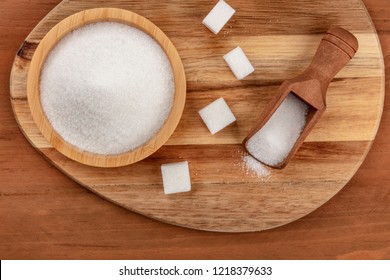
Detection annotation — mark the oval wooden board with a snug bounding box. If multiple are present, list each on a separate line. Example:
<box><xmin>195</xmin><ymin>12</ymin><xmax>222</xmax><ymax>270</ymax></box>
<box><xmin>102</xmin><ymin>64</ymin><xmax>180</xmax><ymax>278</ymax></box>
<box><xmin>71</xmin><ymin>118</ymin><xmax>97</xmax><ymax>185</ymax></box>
<box><xmin>10</xmin><ymin>0</ymin><xmax>384</xmax><ymax>232</ymax></box>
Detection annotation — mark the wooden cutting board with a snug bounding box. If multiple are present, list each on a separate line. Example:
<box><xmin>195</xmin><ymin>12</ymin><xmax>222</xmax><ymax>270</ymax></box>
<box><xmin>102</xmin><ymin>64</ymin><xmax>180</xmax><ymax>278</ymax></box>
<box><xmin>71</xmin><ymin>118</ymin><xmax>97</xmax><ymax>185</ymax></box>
<box><xmin>10</xmin><ymin>0</ymin><xmax>384</xmax><ymax>232</ymax></box>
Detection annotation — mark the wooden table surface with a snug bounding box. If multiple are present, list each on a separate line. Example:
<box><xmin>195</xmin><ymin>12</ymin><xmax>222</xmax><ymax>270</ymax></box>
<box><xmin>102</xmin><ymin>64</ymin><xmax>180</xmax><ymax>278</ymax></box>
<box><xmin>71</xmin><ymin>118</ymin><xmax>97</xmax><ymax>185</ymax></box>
<box><xmin>0</xmin><ymin>0</ymin><xmax>389</xmax><ymax>259</ymax></box>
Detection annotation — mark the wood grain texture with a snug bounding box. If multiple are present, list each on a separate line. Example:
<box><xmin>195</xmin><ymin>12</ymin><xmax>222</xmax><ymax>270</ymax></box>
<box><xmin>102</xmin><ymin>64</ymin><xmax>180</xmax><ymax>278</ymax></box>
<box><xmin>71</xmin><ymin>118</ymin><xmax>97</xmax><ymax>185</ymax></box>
<box><xmin>1</xmin><ymin>0</ymin><xmax>389</xmax><ymax>258</ymax></box>
<box><xmin>26</xmin><ymin>7</ymin><xmax>186</xmax><ymax>167</ymax></box>
<box><xmin>8</xmin><ymin>0</ymin><xmax>385</xmax><ymax>233</ymax></box>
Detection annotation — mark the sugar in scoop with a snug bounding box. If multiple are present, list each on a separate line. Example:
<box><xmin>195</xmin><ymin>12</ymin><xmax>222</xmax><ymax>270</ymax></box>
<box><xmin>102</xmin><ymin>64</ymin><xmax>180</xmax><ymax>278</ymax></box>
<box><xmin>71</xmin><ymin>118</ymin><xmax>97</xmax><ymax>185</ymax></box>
<box><xmin>244</xmin><ymin>27</ymin><xmax>358</xmax><ymax>168</ymax></box>
<box><xmin>245</xmin><ymin>94</ymin><xmax>309</xmax><ymax>166</ymax></box>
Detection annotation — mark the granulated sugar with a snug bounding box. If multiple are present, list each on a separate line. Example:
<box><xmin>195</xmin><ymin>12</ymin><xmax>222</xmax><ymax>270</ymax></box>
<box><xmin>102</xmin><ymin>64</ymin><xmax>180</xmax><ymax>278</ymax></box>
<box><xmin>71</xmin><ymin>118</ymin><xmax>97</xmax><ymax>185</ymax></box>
<box><xmin>40</xmin><ymin>22</ymin><xmax>174</xmax><ymax>155</ymax></box>
<box><xmin>242</xmin><ymin>155</ymin><xmax>270</xmax><ymax>178</ymax></box>
<box><xmin>246</xmin><ymin>93</ymin><xmax>309</xmax><ymax>166</ymax></box>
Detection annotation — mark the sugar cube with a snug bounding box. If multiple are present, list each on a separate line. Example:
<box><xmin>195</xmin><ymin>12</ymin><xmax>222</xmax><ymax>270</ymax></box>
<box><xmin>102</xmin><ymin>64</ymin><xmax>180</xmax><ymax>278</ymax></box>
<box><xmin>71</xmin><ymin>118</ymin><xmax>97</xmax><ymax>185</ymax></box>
<box><xmin>161</xmin><ymin>161</ymin><xmax>191</xmax><ymax>195</ymax></box>
<box><xmin>223</xmin><ymin>47</ymin><xmax>255</xmax><ymax>80</ymax></box>
<box><xmin>202</xmin><ymin>0</ymin><xmax>236</xmax><ymax>34</ymax></box>
<box><xmin>199</xmin><ymin>97</ymin><xmax>236</xmax><ymax>135</ymax></box>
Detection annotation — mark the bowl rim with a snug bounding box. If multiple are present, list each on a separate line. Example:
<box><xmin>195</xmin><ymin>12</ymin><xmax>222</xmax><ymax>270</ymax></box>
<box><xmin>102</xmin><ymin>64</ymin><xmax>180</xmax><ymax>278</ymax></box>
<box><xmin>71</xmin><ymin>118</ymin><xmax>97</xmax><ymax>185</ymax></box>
<box><xmin>27</xmin><ymin>7</ymin><xmax>186</xmax><ymax>168</ymax></box>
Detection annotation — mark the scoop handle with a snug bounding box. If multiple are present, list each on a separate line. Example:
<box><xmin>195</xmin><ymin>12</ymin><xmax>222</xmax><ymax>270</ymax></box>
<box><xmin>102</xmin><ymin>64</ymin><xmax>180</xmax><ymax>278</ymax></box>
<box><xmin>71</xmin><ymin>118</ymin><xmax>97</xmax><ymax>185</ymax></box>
<box><xmin>305</xmin><ymin>27</ymin><xmax>358</xmax><ymax>92</ymax></box>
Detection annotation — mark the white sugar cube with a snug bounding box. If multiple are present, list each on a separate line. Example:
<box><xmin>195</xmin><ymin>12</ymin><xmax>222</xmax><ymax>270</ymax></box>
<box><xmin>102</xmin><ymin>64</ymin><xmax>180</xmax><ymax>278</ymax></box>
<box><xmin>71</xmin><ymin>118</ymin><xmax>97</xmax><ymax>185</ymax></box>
<box><xmin>202</xmin><ymin>0</ymin><xmax>236</xmax><ymax>34</ymax></box>
<box><xmin>199</xmin><ymin>97</ymin><xmax>236</xmax><ymax>135</ymax></box>
<box><xmin>223</xmin><ymin>47</ymin><xmax>255</xmax><ymax>80</ymax></box>
<box><xmin>161</xmin><ymin>161</ymin><xmax>191</xmax><ymax>195</ymax></box>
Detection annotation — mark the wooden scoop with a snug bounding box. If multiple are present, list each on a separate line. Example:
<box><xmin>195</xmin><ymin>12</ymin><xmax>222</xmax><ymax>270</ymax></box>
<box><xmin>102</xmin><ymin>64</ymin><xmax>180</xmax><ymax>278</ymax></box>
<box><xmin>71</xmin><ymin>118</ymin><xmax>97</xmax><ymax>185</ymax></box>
<box><xmin>243</xmin><ymin>27</ymin><xmax>359</xmax><ymax>168</ymax></box>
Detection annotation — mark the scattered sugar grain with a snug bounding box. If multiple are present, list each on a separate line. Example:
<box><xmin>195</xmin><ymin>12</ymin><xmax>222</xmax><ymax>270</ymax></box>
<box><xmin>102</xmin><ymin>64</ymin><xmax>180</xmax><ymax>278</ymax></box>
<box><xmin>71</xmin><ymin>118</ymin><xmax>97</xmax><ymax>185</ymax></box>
<box><xmin>202</xmin><ymin>0</ymin><xmax>235</xmax><ymax>34</ymax></box>
<box><xmin>243</xmin><ymin>155</ymin><xmax>270</xmax><ymax>178</ymax></box>
<box><xmin>223</xmin><ymin>47</ymin><xmax>254</xmax><ymax>80</ymax></box>
<box><xmin>40</xmin><ymin>22</ymin><xmax>174</xmax><ymax>155</ymax></box>
<box><xmin>246</xmin><ymin>93</ymin><xmax>309</xmax><ymax>166</ymax></box>
<box><xmin>161</xmin><ymin>161</ymin><xmax>191</xmax><ymax>195</ymax></box>
<box><xmin>231</xmin><ymin>149</ymin><xmax>271</xmax><ymax>180</ymax></box>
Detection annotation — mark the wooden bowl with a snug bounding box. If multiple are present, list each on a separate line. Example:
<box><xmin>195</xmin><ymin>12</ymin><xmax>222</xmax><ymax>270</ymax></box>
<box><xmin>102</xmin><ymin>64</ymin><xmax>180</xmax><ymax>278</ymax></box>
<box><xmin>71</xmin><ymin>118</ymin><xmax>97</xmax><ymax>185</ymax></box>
<box><xmin>27</xmin><ymin>8</ymin><xmax>186</xmax><ymax>168</ymax></box>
